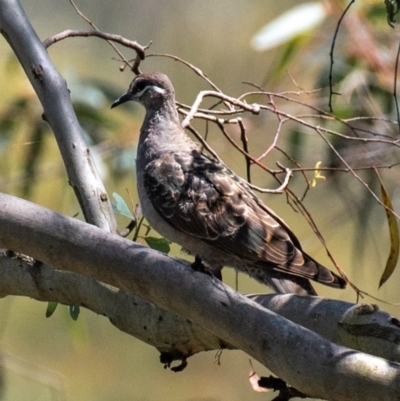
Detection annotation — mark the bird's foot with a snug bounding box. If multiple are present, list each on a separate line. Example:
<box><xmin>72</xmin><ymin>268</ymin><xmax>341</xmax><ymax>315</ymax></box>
<box><xmin>191</xmin><ymin>255</ymin><xmax>209</xmax><ymax>274</ymax></box>
<box><xmin>191</xmin><ymin>255</ymin><xmax>222</xmax><ymax>281</ymax></box>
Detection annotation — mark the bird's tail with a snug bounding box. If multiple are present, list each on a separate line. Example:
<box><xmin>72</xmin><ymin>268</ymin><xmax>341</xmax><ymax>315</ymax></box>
<box><xmin>305</xmin><ymin>256</ymin><xmax>347</xmax><ymax>290</ymax></box>
<box><xmin>264</xmin><ymin>271</ymin><xmax>318</xmax><ymax>295</ymax></box>
<box><xmin>265</xmin><ymin>261</ymin><xmax>346</xmax><ymax>295</ymax></box>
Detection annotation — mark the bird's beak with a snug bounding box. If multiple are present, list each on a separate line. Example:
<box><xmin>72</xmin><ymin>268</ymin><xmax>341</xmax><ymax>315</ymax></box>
<box><xmin>111</xmin><ymin>92</ymin><xmax>131</xmax><ymax>109</ymax></box>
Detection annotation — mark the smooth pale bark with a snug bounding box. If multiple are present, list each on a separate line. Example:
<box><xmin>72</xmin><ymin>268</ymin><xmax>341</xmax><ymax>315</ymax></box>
<box><xmin>0</xmin><ymin>192</ymin><xmax>399</xmax><ymax>401</ymax></box>
<box><xmin>0</xmin><ymin>0</ymin><xmax>117</xmax><ymax>231</ymax></box>
<box><xmin>0</xmin><ymin>252</ymin><xmax>226</xmax><ymax>361</ymax></box>
<box><xmin>1</xmin><ymin>252</ymin><xmax>399</xmax><ymax>366</ymax></box>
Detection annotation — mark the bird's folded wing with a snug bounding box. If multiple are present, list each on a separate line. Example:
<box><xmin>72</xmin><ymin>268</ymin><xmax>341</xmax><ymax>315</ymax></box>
<box><xmin>144</xmin><ymin>150</ymin><xmax>321</xmax><ymax>278</ymax></box>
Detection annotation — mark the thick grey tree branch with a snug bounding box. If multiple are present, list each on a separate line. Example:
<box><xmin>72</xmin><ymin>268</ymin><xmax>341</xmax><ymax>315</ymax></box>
<box><xmin>0</xmin><ymin>252</ymin><xmax>227</xmax><ymax>363</ymax></box>
<box><xmin>0</xmin><ymin>192</ymin><xmax>399</xmax><ymax>401</ymax></box>
<box><xmin>1</xmin><ymin>251</ymin><xmax>399</xmax><ymax>368</ymax></box>
<box><xmin>0</xmin><ymin>0</ymin><xmax>117</xmax><ymax>231</ymax></box>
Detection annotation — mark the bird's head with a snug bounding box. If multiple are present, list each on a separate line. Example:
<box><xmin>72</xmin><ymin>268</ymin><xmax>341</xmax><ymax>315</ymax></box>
<box><xmin>111</xmin><ymin>72</ymin><xmax>175</xmax><ymax>110</ymax></box>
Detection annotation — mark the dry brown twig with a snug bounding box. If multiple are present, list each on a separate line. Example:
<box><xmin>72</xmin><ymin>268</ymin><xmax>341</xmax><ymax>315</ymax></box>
<box><xmin>43</xmin><ymin>0</ymin><xmax>151</xmax><ymax>74</ymax></box>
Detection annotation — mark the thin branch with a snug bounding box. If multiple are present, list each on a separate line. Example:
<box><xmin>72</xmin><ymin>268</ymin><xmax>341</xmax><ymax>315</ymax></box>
<box><xmin>178</xmin><ymin>108</ymin><xmax>241</xmax><ymax>125</ymax></box>
<box><xmin>328</xmin><ymin>0</ymin><xmax>356</xmax><ymax>111</ymax></box>
<box><xmin>184</xmin><ymin>124</ymin><xmax>221</xmax><ymax>161</ymax></box>
<box><xmin>394</xmin><ymin>42</ymin><xmax>400</xmax><ymax>133</ymax></box>
<box><xmin>214</xmin><ymin>121</ymin><xmax>274</xmax><ymax>174</ymax></box>
<box><xmin>147</xmin><ymin>53</ymin><xmax>224</xmax><ymax>94</ymax></box>
<box><xmin>316</xmin><ymin>127</ymin><xmax>400</xmax><ymax>221</ymax></box>
<box><xmin>176</xmin><ymin>101</ymin><xmax>244</xmax><ymax>115</ymax></box>
<box><xmin>181</xmin><ymin>90</ymin><xmax>260</xmax><ymax>127</ymax></box>
<box><xmin>256</xmin><ymin>104</ymin><xmax>400</xmax><ymax>148</ymax></box>
<box><xmin>256</xmin><ymin>118</ymin><xmax>286</xmax><ymax>162</ymax></box>
<box><xmin>238</xmin><ymin>118</ymin><xmax>251</xmax><ymax>182</ymax></box>
<box><xmin>43</xmin><ymin>29</ymin><xmax>146</xmax><ymax>61</ymax></box>
<box><xmin>278</xmin><ymin>162</ymin><xmax>400</xmax><ymax>175</ymax></box>
<box><xmin>181</xmin><ymin>88</ymin><xmax>400</xmax><ymax>146</ymax></box>
<box><xmin>68</xmin><ymin>0</ymin><xmax>137</xmax><ymax>72</ymax></box>
<box><xmin>240</xmin><ymin>90</ymin><xmax>397</xmax><ymax>141</ymax></box>
<box><xmin>247</xmin><ymin>168</ymin><xmax>292</xmax><ymax>194</ymax></box>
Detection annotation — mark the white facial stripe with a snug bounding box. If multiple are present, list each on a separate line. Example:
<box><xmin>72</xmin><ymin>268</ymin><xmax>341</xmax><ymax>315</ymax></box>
<box><xmin>150</xmin><ymin>85</ymin><xmax>167</xmax><ymax>95</ymax></box>
<box><xmin>138</xmin><ymin>85</ymin><xmax>167</xmax><ymax>96</ymax></box>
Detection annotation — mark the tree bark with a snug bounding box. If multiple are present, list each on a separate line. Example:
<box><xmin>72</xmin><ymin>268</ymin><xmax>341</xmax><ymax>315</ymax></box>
<box><xmin>0</xmin><ymin>192</ymin><xmax>399</xmax><ymax>401</ymax></box>
<box><xmin>0</xmin><ymin>0</ymin><xmax>117</xmax><ymax>231</ymax></box>
<box><xmin>1</xmin><ymin>250</ymin><xmax>399</xmax><ymax>366</ymax></box>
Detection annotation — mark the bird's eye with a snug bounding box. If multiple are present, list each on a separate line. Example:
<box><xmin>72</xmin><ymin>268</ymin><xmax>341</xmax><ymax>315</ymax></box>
<box><xmin>135</xmin><ymin>81</ymin><xmax>146</xmax><ymax>93</ymax></box>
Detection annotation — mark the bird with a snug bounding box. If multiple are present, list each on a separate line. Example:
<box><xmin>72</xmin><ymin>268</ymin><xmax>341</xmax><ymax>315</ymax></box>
<box><xmin>111</xmin><ymin>72</ymin><xmax>346</xmax><ymax>295</ymax></box>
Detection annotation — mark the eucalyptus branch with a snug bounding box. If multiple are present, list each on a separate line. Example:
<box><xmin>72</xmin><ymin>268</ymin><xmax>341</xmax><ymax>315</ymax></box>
<box><xmin>1</xmin><ymin>251</ymin><xmax>399</xmax><ymax>365</ymax></box>
<box><xmin>0</xmin><ymin>0</ymin><xmax>117</xmax><ymax>232</ymax></box>
<box><xmin>0</xmin><ymin>192</ymin><xmax>399</xmax><ymax>401</ymax></box>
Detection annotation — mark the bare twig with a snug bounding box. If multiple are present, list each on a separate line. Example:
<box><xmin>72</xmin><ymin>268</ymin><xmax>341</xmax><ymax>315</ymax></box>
<box><xmin>256</xmin><ymin>117</ymin><xmax>286</xmax><ymax>162</ymax></box>
<box><xmin>238</xmin><ymin>118</ymin><xmax>251</xmax><ymax>182</ymax></box>
<box><xmin>316</xmin><ymin>127</ymin><xmax>400</xmax><ymax>221</ymax></box>
<box><xmin>184</xmin><ymin>124</ymin><xmax>221</xmax><ymax>161</ymax></box>
<box><xmin>393</xmin><ymin>42</ymin><xmax>400</xmax><ymax>133</ymax></box>
<box><xmin>247</xmin><ymin>168</ymin><xmax>292</xmax><ymax>194</ymax></box>
<box><xmin>147</xmin><ymin>53</ymin><xmax>223</xmax><ymax>93</ymax></box>
<box><xmin>328</xmin><ymin>0</ymin><xmax>356</xmax><ymax>111</ymax></box>
<box><xmin>176</xmin><ymin>102</ymin><xmax>244</xmax><ymax>116</ymax></box>
<box><xmin>178</xmin><ymin>108</ymin><xmax>241</xmax><ymax>125</ymax></box>
<box><xmin>69</xmin><ymin>0</ymin><xmax>135</xmax><ymax>69</ymax></box>
<box><xmin>43</xmin><ymin>30</ymin><xmax>146</xmax><ymax>62</ymax></box>
<box><xmin>182</xmin><ymin>91</ymin><xmax>260</xmax><ymax>127</ymax></box>
<box><xmin>256</xmin><ymin>104</ymin><xmax>400</xmax><ymax>148</ymax></box>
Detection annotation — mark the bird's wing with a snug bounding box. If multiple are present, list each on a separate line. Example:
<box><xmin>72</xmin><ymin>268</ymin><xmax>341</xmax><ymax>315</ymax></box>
<box><xmin>144</xmin><ymin>149</ymin><xmax>319</xmax><ymax>278</ymax></box>
<box><xmin>144</xmin><ymin>150</ymin><xmax>247</xmax><ymax>239</ymax></box>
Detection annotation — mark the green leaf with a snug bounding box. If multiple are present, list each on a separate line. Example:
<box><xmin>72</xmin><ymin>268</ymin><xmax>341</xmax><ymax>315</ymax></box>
<box><xmin>144</xmin><ymin>237</ymin><xmax>171</xmax><ymax>253</ymax></box>
<box><xmin>45</xmin><ymin>301</ymin><xmax>58</xmax><ymax>318</ymax></box>
<box><xmin>379</xmin><ymin>182</ymin><xmax>400</xmax><ymax>288</ymax></box>
<box><xmin>112</xmin><ymin>192</ymin><xmax>135</xmax><ymax>220</ymax></box>
<box><xmin>68</xmin><ymin>305</ymin><xmax>80</xmax><ymax>321</ymax></box>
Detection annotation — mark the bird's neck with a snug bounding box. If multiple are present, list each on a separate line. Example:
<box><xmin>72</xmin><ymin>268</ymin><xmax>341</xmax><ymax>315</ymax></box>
<box><xmin>139</xmin><ymin>101</ymin><xmax>197</xmax><ymax>156</ymax></box>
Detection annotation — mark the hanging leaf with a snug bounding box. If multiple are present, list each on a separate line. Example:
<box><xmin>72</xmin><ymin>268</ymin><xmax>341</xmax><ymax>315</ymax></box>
<box><xmin>378</xmin><ymin>181</ymin><xmax>400</xmax><ymax>288</ymax></box>
<box><xmin>144</xmin><ymin>237</ymin><xmax>171</xmax><ymax>254</ymax></box>
<box><xmin>112</xmin><ymin>192</ymin><xmax>135</xmax><ymax>220</ymax></box>
<box><xmin>45</xmin><ymin>301</ymin><xmax>58</xmax><ymax>318</ymax></box>
<box><xmin>68</xmin><ymin>305</ymin><xmax>80</xmax><ymax>321</ymax></box>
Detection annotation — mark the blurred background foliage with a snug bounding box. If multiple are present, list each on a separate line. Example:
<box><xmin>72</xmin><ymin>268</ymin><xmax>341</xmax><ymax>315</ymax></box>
<box><xmin>0</xmin><ymin>0</ymin><xmax>400</xmax><ymax>400</ymax></box>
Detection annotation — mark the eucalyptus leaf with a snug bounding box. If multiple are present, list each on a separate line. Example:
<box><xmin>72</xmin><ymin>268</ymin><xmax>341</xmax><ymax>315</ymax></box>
<box><xmin>112</xmin><ymin>192</ymin><xmax>135</xmax><ymax>220</ymax></box>
<box><xmin>45</xmin><ymin>301</ymin><xmax>58</xmax><ymax>318</ymax></box>
<box><xmin>379</xmin><ymin>181</ymin><xmax>399</xmax><ymax>288</ymax></box>
<box><xmin>68</xmin><ymin>305</ymin><xmax>80</xmax><ymax>321</ymax></box>
<box><xmin>145</xmin><ymin>237</ymin><xmax>171</xmax><ymax>254</ymax></box>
